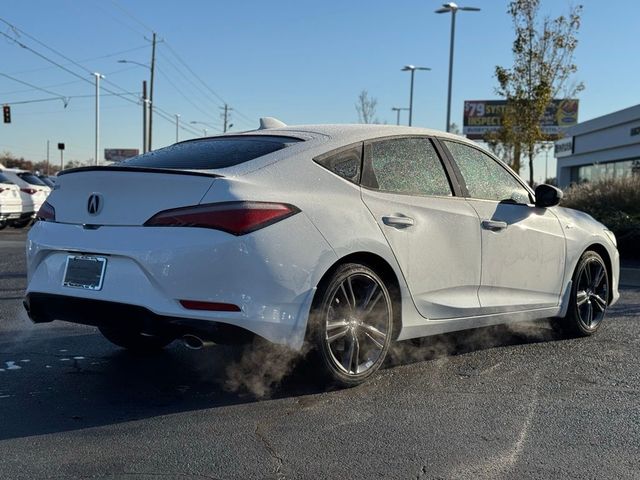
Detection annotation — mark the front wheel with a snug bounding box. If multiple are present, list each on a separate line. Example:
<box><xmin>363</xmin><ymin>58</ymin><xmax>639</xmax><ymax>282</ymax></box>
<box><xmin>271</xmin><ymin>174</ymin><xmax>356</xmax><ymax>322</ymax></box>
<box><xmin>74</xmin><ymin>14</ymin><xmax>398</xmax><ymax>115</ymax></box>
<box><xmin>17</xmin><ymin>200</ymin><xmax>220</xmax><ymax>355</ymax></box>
<box><xmin>552</xmin><ymin>250</ymin><xmax>609</xmax><ymax>337</ymax></box>
<box><xmin>99</xmin><ymin>326</ymin><xmax>174</xmax><ymax>352</ymax></box>
<box><xmin>309</xmin><ymin>263</ymin><xmax>395</xmax><ymax>387</ymax></box>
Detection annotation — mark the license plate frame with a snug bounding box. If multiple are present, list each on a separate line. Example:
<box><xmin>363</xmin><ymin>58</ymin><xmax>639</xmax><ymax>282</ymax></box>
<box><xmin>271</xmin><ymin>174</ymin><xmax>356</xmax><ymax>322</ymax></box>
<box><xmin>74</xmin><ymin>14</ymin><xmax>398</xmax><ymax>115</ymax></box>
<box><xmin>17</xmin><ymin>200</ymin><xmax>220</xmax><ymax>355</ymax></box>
<box><xmin>63</xmin><ymin>255</ymin><xmax>107</xmax><ymax>291</ymax></box>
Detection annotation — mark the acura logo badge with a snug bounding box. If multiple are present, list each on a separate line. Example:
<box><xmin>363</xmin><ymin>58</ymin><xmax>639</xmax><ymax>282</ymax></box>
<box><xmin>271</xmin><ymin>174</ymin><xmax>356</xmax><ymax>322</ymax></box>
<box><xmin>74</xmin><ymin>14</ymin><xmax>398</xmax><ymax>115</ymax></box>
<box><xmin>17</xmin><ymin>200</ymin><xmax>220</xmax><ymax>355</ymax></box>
<box><xmin>87</xmin><ymin>193</ymin><xmax>102</xmax><ymax>215</ymax></box>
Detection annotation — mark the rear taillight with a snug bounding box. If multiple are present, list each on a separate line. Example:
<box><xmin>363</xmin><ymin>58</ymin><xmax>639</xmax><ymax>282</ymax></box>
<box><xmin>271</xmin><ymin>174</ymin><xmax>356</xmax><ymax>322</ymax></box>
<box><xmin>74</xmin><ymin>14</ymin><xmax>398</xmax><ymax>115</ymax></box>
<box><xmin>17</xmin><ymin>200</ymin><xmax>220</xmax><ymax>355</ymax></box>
<box><xmin>21</xmin><ymin>188</ymin><xmax>37</xmax><ymax>195</ymax></box>
<box><xmin>144</xmin><ymin>201</ymin><xmax>299</xmax><ymax>235</ymax></box>
<box><xmin>36</xmin><ymin>201</ymin><xmax>55</xmax><ymax>222</ymax></box>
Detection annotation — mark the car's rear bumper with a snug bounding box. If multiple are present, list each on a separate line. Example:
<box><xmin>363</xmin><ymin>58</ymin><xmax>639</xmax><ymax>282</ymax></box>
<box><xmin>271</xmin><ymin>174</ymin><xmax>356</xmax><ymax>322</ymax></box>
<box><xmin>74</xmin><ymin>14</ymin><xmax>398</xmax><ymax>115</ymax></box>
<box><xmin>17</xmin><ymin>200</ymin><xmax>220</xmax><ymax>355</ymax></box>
<box><xmin>25</xmin><ymin>216</ymin><xmax>336</xmax><ymax>349</ymax></box>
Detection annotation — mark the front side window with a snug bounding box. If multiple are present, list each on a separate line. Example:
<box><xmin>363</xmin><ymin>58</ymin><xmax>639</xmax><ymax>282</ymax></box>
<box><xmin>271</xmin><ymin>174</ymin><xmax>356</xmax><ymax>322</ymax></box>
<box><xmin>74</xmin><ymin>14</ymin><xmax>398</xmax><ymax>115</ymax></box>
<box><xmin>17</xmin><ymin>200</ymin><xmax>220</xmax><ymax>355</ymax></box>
<box><xmin>443</xmin><ymin>140</ymin><xmax>530</xmax><ymax>204</ymax></box>
<box><xmin>364</xmin><ymin>137</ymin><xmax>452</xmax><ymax>196</ymax></box>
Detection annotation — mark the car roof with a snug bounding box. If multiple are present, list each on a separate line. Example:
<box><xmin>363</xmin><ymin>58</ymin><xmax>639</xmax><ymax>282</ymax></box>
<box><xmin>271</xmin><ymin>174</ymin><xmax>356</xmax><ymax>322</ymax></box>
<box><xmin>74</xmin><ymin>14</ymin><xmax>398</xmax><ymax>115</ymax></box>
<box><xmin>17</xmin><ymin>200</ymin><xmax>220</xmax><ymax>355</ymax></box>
<box><xmin>231</xmin><ymin>123</ymin><xmax>471</xmax><ymax>144</ymax></box>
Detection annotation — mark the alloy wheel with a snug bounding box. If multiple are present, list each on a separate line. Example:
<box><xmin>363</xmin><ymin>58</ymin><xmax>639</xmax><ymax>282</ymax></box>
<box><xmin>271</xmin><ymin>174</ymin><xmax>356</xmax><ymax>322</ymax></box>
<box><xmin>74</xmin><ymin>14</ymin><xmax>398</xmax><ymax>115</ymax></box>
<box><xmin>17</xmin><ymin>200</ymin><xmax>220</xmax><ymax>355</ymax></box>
<box><xmin>575</xmin><ymin>257</ymin><xmax>609</xmax><ymax>330</ymax></box>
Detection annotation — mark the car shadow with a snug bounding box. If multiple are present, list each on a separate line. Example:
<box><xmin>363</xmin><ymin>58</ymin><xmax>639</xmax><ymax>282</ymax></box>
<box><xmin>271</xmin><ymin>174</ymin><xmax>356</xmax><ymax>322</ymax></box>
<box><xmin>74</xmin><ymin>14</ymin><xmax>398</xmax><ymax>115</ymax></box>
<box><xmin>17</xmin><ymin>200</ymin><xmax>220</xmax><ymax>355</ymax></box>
<box><xmin>0</xmin><ymin>319</ymin><xmax>563</xmax><ymax>441</ymax></box>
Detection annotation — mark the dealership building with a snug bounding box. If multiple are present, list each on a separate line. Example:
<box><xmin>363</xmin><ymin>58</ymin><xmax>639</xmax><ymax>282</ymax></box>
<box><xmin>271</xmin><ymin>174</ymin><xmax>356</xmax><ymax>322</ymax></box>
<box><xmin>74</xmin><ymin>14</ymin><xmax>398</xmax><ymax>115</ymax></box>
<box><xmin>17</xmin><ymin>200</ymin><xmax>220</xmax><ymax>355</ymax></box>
<box><xmin>555</xmin><ymin>104</ymin><xmax>640</xmax><ymax>188</ymax></box>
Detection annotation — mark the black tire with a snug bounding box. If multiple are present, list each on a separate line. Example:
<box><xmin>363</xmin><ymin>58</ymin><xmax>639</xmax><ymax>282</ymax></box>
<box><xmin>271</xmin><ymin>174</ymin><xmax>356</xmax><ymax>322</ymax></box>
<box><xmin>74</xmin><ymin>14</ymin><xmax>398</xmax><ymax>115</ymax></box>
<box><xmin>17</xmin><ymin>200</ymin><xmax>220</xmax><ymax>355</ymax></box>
<box><xmin>11</xmin><ymin>219</ymin><xmax>31</xmax><ymax>229</ymax></box>
<box><xmin>98</xmin><ymin>326</ymin><xmax>174</xmax><ymax>352</ymax></box>
<box><xmin>551</xmin><ymin>250</ymin><xmax>609</xmax><ymax>337</ymax></box>
<box><xmin>0</xmin><ymin>221</ymin><xmax>7</xmax><ymax>230</ymax></box>
<box><xmin>309</xmin><ymin>263</ymin><xmax>395</xmax><ymax>388</ymax></box>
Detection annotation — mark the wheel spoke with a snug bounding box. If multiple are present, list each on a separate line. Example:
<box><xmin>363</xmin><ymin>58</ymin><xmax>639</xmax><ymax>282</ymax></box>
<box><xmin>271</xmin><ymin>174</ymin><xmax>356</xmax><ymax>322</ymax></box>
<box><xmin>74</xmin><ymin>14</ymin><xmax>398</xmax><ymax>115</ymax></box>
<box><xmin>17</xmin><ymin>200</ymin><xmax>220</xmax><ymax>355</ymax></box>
<box><xmin>362</xmin><ymin>323</ymin><xmax>387</xmax><ymax>339</ymax></box>
<box><xmin>583</xmin><ymin>262</ymin><xmax>592</xmax><ymax>287</ymax></box>
<box><xmin>576</xmin><ymin>290</ymin><xmax>589</xmax><ymax>306</ymax></box>
<box><xmin>328</xmin><ymin>326</ymin><xmax>349</xmax><ymax>343</ymax></box>
<box><xmin>346</xmin><ymin>276</ymin><xmax>357</xmax><ymax>308</ymax></box>
<box><xmin>339</xmin><ymin>283</ymin><xmax>353</xmax><ymax>311</ymax></box>
<box><xmin>364</xmin><ymin>331</ymin><xmax>385</xmax><ymax>350</ymax></box>
<box><xmin>592</xmin><ymin>294</ymin><xmax>607</xmax><ymax>312</ymax></box>
<box><xmin>585</xmin><ymin>302</ymin><xmax>594</xmax><ymax>327</ymax></box>
<box><xmin>361</xmin><ymin>282</ymin><xmax>379</xmax><ymax>311</ymax></box>
<box><xmin>591</xmin><ymin>264</ymin><xmax>605</xmax><ymax>290</ymax></box>
<box><xmin>342</xmin><ymin>333</ymin><xmax>359</xmax><ymax>373</ymax></box>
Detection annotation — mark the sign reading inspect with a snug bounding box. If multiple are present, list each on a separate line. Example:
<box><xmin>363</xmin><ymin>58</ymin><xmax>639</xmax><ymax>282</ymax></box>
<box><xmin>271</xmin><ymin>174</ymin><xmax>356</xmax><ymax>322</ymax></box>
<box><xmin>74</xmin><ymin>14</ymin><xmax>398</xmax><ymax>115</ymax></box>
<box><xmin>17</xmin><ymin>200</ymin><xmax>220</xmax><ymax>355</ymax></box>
<box><xmin>463</xmin><ymin>99</ymin><xmax>579</xmax><ymax>140</ymax></box>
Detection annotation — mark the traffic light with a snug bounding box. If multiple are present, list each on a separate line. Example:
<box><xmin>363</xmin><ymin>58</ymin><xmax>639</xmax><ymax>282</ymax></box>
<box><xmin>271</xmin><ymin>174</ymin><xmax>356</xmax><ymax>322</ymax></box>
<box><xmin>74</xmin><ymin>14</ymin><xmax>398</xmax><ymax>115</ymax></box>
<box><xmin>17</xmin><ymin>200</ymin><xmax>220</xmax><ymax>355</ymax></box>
<box><xmin>2</xmin><ymin>105</ymin><xmax>10</xmax><ymax>124</ymax></box>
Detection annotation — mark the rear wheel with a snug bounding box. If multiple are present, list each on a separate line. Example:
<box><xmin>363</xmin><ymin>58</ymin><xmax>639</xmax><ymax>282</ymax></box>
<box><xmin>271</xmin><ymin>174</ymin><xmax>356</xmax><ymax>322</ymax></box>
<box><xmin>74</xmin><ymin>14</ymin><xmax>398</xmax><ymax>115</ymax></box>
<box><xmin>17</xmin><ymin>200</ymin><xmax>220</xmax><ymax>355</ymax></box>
<box><xmin>11</xmin><ymin>218</ymin><xmax>31</xmax><ymax>229</ymax></box>
<box><xmin>309</xmin><ymin>263</ymin><xmax>394</xmax><ymax>387</ymax></box>
<box><xmin>552</xmin><ymin>250</ymin><xmax>609</xmax><ymax>337</ymax></box>
<box><xmin>98</xmin><ymin>326</ymin><xmax>174</xmax><ymax>352</ymax></box>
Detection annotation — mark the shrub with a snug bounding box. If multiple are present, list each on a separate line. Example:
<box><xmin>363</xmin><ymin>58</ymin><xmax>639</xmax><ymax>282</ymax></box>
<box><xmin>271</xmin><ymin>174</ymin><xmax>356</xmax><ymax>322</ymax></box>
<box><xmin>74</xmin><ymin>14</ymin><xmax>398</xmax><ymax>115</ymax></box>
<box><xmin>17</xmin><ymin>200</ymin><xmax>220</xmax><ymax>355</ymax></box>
<box><xmin>561</xmin><ymin>177</ymin><xmax>640</xmax><ymax>258</ymax></box>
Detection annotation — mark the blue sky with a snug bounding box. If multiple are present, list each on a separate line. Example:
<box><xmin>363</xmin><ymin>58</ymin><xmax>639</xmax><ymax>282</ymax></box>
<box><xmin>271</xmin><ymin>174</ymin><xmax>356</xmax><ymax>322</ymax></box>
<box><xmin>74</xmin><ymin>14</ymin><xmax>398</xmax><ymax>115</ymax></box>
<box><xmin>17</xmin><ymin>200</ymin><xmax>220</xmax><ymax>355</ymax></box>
<box><xmin>1</xmin><ymin>0</ymin><xmax>638</xmax><ymax>182</ymax></box>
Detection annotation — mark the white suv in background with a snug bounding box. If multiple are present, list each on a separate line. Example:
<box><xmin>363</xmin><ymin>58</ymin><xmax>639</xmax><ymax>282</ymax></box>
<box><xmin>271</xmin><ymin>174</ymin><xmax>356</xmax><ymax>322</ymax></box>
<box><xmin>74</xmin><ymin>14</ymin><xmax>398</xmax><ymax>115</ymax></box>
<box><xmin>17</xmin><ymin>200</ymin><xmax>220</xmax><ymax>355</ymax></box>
<box><xmin>0</xmin><ymin>172</ymin><xmax>22</xmax><ymax>229</ymax></box>
<box><xmin>1</xmin><ymin>169</ymin><xmax>51</xmax><ymax>228</ymax></box>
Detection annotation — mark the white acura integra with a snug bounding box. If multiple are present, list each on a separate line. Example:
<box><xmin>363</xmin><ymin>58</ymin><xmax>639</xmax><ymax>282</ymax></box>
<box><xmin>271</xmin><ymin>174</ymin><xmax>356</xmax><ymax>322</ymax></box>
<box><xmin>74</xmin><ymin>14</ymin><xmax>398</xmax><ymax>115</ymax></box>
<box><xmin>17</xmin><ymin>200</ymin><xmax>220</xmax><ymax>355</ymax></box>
<box><xmin>24</xmin><ymin>119</ymin><xmax>619</xmax><ymax>386</ymax></box>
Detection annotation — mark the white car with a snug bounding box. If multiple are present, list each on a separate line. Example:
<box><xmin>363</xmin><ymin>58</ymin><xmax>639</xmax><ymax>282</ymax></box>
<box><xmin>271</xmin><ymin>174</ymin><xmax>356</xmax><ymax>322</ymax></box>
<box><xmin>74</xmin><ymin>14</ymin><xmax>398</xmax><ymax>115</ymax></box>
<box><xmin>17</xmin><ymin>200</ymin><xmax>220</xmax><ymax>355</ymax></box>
<box><xmin>1</xmin><ymin>169</ymin><xmax>51</xmax><ymax>227</ymax></box>
<box><xmin>24</xmin><ymin>120</ymin><xmax>620</xmax><ymax>386</ymax></box>
<box><xmin>0</xmin><ymin>172</ymin><xmax>22</xmax><ymax>229</ymax></box>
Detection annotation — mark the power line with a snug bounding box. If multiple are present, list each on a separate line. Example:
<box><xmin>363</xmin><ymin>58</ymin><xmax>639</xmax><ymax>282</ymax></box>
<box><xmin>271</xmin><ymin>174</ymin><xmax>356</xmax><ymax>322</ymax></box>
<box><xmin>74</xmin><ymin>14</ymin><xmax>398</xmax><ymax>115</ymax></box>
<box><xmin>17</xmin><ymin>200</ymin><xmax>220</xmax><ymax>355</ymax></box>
<box><xmin>0</xmin><ymin>72</ymin><xmax>69</xmax><ymax>105</ymax></box>
<box><xmin>108</xmin><ymin>0</ymin><xmax>155</xmax><ymax>34</ymax></box>
<box><xmin>1</xmin><ymin>91</ymin><xmax>139</xmax><ymax>107</ymax></box>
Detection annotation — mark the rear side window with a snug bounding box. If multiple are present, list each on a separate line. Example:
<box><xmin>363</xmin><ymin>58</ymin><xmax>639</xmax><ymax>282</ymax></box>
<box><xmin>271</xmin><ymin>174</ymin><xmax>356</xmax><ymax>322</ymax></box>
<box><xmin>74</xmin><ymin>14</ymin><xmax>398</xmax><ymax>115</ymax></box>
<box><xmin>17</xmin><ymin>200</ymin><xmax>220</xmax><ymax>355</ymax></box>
<box><xmin>17</xmin><ymin>172</ymin><xmax>47</xmax><ymax>186</ymax></box>
<box><xmin>314</xmin><ymin>144</ymin><xmax>362</xmax><ymax>183</ymax></box>
<box><xmin>0</xmin><ymin>173</ymin><xmax>14</xmax><ymax>184</ymax></box>
<box><xmin>122</xmin><ymin>136</ymin><xmax>301</xmax><ymax>170</ymax></box>
<box><xmin>363</xmin><ymin>137</ymin><xmax>452</xmax><ymax>196</ymax></box>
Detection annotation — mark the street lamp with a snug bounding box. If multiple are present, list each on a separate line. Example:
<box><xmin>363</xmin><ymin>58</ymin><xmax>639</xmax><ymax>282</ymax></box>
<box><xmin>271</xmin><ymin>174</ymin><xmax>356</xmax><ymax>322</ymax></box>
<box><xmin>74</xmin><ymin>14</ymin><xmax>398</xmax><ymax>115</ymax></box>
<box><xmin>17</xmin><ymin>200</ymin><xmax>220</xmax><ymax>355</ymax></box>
<box><xmin>435</xmin><ymin>2</ymin><xmax>480</xmax><ymax>132</ymax></box>
<box><xmin>118</xmin><ymin>59</ymin><xmax>154</xmax><ymax>151</ymax></box>
<box><xmin>190</xmin><ymin>121</ymin><xmax>219</xmax><ymax>137</ymax></box>
<box><xmin>391</xmin><ymin>107</ymin><xmax>410</xmax><ymax>126</ymax></box>
<box><xmin>401</xmin><ymin>65</ymin><xmax>431</xmax><ymax>126</ymax></box>
<box><xmin>175</xmin><ymin>114</ymin><xmax>181</xmax><ymax>142</ymax></box>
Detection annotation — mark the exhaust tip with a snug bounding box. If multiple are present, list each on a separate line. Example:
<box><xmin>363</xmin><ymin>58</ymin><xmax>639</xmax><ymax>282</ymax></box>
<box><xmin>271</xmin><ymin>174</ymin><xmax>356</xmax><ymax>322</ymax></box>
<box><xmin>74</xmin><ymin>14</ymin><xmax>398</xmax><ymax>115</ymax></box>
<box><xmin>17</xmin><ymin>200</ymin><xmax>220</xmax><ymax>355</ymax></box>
<box><xmin>183</xmin><ymin>334</ymin><xmax>205</xmax><ymax>350</ymax></box>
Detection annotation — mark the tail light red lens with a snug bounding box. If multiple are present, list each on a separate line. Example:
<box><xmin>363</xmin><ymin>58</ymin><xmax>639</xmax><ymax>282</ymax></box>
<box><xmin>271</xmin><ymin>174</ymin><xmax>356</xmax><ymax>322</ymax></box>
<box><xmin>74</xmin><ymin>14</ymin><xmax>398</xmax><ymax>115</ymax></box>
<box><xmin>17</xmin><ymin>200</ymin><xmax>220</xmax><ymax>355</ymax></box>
<box><xmin>21</xmin><ymin>188</ymin><xmax>37</xmax><ymax>195</ymax></box>
<box><xmin>144</xmin><ymin>201</ymin><xmax>300</xmax><ymax>235</ymax></box>
<box><xmin>36</xmin><ymin>201</ymin><xmax>56</xmax><ymax>222</ymax></box>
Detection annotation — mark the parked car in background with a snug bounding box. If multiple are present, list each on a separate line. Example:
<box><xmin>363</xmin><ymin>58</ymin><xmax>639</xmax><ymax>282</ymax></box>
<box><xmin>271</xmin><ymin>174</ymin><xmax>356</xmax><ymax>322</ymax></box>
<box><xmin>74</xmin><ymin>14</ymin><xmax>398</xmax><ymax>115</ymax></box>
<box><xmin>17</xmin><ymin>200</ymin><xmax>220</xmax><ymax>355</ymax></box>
<box><xmin>0</xmin><ymin>172</ymin><xmax>22</xmax><ymax>230</ymax></box>
<box><xmin>37</xmin><ymin>175</ymin><xmax>57</xmax><ymax>188</ymax></box>
<box><xmin>1</xmin><ymin>168</ymin><xmax>51</xmax><ymax>228</ymax></box>
<box><xmin>23</xmin><ymin>121</ymin><xmax>620</xmax><ymax>387</ymax></box>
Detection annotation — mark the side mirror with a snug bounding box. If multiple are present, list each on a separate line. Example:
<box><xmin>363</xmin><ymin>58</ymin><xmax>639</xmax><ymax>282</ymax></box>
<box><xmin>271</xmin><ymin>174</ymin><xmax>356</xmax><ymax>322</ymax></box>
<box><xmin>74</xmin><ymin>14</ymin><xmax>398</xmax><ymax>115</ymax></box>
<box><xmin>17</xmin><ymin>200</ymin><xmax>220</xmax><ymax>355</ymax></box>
<box><xmin>535</xmin><ymin>184</ymin><xmax>563</xmax><ymax>208</ymax></box>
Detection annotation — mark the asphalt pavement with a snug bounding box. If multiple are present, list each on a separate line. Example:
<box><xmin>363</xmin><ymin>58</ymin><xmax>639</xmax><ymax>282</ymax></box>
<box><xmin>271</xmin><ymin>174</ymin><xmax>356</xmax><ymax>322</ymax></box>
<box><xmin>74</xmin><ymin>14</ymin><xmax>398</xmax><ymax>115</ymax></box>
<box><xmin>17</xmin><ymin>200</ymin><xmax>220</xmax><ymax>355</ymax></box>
<box><xmin>1</xmin><ymin>228</ymin><xmax>639</xmax><ymax>480</ymax></box>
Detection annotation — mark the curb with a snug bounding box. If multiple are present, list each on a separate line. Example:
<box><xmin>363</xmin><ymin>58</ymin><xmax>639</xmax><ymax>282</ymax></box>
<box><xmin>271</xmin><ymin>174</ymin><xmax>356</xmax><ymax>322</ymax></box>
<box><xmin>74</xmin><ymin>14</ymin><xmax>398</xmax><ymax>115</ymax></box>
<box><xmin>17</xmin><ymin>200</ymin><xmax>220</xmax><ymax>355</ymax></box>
<box><xmin>620</xmin><ymin>267</ymin><xmax>640</xmax><ymax>288</ymax></box>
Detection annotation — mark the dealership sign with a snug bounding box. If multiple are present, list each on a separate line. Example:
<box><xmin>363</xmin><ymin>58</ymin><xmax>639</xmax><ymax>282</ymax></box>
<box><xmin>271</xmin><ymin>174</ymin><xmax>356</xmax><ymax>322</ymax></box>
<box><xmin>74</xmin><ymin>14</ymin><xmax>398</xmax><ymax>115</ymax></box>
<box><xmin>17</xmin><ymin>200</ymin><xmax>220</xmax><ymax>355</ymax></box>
<box><xmin>104</xmin><ymin>148</ymin><xmax>139</xmax><ymax>162</ymax></box>
<box><xmin>463</xmin><ymin>99</ymin><xmax>579</xmax><ymax>140</ymax></box>
<box><xmin>554</xmin><ymin>136</ymin><xmax>574</xmax><ymax>158</ymax></box>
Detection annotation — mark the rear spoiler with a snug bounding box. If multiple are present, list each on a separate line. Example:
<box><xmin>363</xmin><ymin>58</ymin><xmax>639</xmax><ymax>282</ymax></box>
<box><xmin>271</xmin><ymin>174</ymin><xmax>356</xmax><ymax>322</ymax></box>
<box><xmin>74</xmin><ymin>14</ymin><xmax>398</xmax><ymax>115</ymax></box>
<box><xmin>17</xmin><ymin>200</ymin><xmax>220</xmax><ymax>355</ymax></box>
<box><xmin>57</xmin><ymin>165</ymin><xmax>222</xmax><ymax>179</ymax></box>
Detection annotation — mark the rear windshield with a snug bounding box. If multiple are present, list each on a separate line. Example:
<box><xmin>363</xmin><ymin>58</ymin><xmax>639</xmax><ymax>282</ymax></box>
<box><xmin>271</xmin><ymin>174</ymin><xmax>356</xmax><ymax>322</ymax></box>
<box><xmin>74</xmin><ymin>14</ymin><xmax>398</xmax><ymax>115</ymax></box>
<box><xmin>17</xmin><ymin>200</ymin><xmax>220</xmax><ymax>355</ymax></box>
<box><xmin>39</xmin><ymin>176</ymin><xmax>55</xmax><ymax>187</ymax></box>
<box><xmin>122</xmin><ymin>136</ymin><xmax>302</xmax><ymax>170</ymax></box>
<box><xmin>0</xmin><ymin>173</ymin><xmax>14</xmax><ymax>184</ymax></box>
<box><xmin>17</xmin><ymin>172</ymin><xmax>47</xmax><ymax>186</ymax></box>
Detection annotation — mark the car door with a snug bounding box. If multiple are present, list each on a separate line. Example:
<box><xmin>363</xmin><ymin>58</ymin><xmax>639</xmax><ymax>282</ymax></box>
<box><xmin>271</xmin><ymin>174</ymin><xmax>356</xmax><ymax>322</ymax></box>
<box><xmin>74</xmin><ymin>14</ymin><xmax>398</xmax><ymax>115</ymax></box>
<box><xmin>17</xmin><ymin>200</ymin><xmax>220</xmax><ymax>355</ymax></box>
<box><xmin>359</xmin><ymin>136</ymin><xmax>482</xmax><ymax>320</ymax></box>
<box><xmin>440</xmin><ymin>139</ymin><xmax>566</xmax><ymax>313</ymax></box>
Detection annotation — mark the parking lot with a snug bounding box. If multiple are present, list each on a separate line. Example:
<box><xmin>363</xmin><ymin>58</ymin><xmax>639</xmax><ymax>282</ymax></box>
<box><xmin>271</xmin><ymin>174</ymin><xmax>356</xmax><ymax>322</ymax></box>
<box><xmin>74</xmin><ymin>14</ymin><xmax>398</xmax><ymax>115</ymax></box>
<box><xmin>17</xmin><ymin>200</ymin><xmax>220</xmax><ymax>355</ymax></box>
<box><xmin>1</xmin><ymin>228</ymin><xmax>639</xmax><ymax>479</ymax></box>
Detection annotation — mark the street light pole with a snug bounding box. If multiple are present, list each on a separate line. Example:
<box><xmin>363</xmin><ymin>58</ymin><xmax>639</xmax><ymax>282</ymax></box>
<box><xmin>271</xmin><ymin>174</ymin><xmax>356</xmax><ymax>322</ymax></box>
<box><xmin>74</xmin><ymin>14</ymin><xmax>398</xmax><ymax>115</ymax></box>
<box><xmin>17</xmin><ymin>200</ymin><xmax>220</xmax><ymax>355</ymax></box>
<box><xmin>175</xmin><ymin>114</ymin><xmax>180</xmax><ymax>142</ymax></box>
<box><xmin>401</xmin><ymin>65</ymin><xmax>431</xmax><ymax>126</ymax></box>
<box><xmin>92</xmin><ymin>72</ymin><xmax>104</xmax><ymax>166</ymax></box>
<box><xmin>149</xmin><ymin>32</ymin><xmax>156</xmax><ymax>150</ymax></box>
<box><xmin>391</xmin><ymin>107</ymin><xmax>410</xmax><ymax>126</ymax></box>
<box><xmin>436</xmin><ymin>3</ymin><xmax>480</xmax><ymax>132</ymax></box>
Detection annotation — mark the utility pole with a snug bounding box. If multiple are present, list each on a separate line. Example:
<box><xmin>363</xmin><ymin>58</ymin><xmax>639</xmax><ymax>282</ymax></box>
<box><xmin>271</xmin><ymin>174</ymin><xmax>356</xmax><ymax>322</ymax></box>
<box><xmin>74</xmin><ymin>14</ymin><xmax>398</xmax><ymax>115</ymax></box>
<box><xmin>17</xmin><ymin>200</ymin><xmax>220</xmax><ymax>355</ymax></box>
<box><xmin>175</xmin><ymin>114</ymin><xmax>180</xmax><ymax>142</ymax></box>
<box><xmin>148</xmin><ymin>32</ymin><xmax>157</xmax><ymax>150</ymax></box>
<box><xmin>93</xmin><ymin>72</ymin><xmax>104</xmax><ymax>166</ymax></box>
<box><xmin>46</xmin><ymin>140</ymin><xmax>50</xmax><ymax>175</ymax></box>
<box><xmin>142</xmin><ymin>80</ymin><xmax>148</xmax><ymax>153</ymax></box>
<box><xmin>221</xmin><ymin>104</ymin><xmax>233</xmax><ymax>133</ymax></box>
<box><xmin>391</xmin><ymin>107</ymin><xmax>409</xmax><ymax>126</ymax></box>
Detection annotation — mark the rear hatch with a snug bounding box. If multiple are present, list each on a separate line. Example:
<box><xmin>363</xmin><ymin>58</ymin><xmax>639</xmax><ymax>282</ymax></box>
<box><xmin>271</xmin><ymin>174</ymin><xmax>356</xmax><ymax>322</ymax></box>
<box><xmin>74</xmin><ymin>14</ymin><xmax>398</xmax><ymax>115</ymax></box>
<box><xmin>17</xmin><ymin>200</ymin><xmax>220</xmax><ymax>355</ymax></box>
<box><xmin>50</xmin><ymin>135</ymin><xmax>301</xmax><ymax>226</ymax></box>
<box><xmin>0</xmin><ymin>174</ymin><xmax>21</xmax><ymax>210</ymax></box>
<box><xmin>51</xmin><ymin>168</ymin><xmax>217</xmax><ymax>225</ymax></box>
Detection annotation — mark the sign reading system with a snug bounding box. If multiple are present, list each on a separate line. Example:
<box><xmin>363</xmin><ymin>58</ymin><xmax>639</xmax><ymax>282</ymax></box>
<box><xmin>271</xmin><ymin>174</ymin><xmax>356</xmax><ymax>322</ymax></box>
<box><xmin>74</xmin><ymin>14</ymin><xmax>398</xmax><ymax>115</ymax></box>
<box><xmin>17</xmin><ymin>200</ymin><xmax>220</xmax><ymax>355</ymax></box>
<box><xmin>463</xmin><ymin>99</ymin><xmax>579</xmax><ymax>140</ymax></box>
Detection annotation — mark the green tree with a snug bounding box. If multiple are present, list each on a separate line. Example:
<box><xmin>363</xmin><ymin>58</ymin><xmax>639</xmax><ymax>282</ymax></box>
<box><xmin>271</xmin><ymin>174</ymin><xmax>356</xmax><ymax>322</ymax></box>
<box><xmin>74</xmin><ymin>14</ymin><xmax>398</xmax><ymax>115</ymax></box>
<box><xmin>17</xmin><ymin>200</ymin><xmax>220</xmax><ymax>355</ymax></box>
<box><xmin>493</xmin><ymin>0</ymin><xmax>583</xmax><ymax>185</ymax></box>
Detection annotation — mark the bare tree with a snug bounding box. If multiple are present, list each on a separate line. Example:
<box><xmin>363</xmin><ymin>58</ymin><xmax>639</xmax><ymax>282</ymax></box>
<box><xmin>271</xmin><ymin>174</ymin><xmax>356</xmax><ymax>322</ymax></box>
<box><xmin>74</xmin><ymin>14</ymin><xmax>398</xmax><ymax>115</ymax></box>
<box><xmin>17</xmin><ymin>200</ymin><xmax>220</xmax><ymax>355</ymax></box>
<box><xmin>355</xmin><ymin>90</ymin><xmax>379</xmax><ymax>124</ymax></box>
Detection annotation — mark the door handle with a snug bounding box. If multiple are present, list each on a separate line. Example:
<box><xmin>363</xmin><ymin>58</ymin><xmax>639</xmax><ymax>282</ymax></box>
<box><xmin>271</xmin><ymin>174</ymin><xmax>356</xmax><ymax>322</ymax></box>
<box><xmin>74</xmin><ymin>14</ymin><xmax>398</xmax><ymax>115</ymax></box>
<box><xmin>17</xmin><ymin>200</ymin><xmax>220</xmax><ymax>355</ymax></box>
<box><xmin>481</xmin><ymin>220</ymin><xmax>508</xmax><ymax>232</ymax></box>
<box><xmin>382</xmin><ymin>215</ymin><xmax>415</xmax><ymax>228</ymax></box>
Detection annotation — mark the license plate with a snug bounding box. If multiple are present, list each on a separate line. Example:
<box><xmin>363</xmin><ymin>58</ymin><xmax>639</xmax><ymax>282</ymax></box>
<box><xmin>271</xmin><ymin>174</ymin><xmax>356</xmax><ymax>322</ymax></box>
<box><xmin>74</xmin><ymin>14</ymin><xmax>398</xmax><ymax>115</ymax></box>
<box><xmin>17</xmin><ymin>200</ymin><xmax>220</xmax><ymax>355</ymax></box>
<box><xmin>63</xmin><ymin>255</ymin><xmax>107</xmax><ymax>290</ymax></box>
